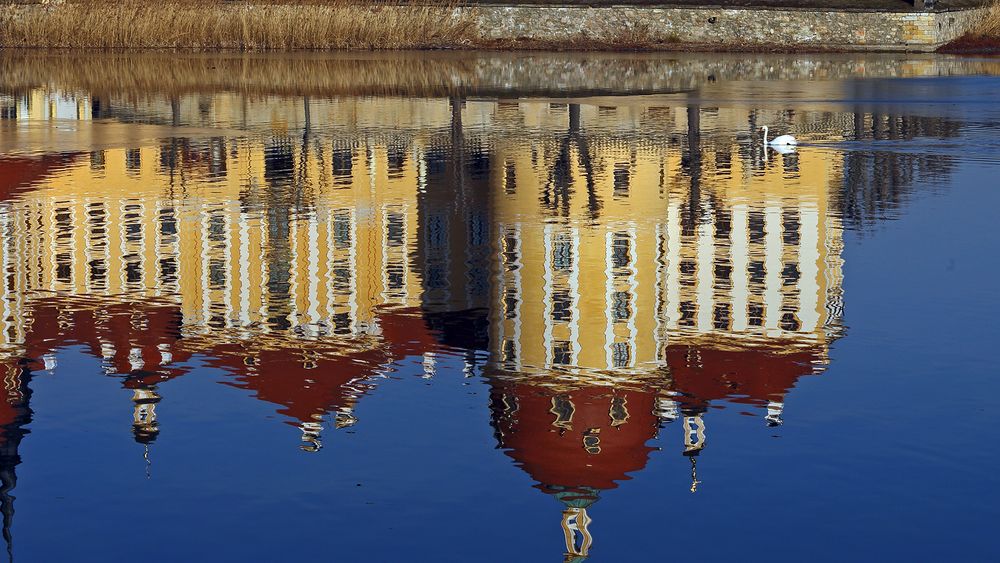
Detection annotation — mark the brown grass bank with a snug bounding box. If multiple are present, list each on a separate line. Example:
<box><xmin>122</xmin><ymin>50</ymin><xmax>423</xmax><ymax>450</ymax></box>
<box><xmin>0</xmin><ymin>0</ymin><xmax>476</xmax><ymax>50</ymax></box>
<box><xmin>939</xmin><ymin>0</ymin><xmax>1000</xmax><ymax>52</ymax></box>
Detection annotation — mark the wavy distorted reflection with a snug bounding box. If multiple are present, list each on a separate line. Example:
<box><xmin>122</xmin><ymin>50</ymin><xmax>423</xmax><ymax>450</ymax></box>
<box><xmin>0</xmin><ymin>81</ymin><xmax>969</xmax><ymax>559</ymax></box>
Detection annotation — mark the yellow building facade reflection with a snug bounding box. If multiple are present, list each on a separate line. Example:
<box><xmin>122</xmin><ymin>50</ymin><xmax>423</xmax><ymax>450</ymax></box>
<box><xmin>490</xmin><ymin>103</ymin><xmax>844</xmax><ymax>378</ymax></box>
<box><xmin>0</xmin><ymin>88</ymin><xmax>852</xmax><ymax>453</ymax></box>
<box><xmin>0</xmin><ymin>140</ymin><xmax>428</xmax><ymax>343</ymax></box>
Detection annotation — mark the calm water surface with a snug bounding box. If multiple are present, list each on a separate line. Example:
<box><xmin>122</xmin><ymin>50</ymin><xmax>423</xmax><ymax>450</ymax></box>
<box><xmin>0</xmin><ymin>52</ymin><xmax>998</xmax><ymax>561</ymax></box>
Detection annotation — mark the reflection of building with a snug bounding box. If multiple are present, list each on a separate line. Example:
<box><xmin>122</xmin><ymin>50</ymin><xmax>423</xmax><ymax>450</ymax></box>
<box><xmin>481</xmin><ymin>104</ymin><xmax>850</xmax><ymax>559</ymax></box>
<box><xmin>1</xmin><ymin>91</ymin><xmax>451</xmax><ymax>460</ymax></box>
<box><xmin>0</xmin><ymin>140</ymin><xmax>427</xmax><ymax>335</ymax></box>
<box><xmin>1</xmin><ymin>89</ymin><xmax>92</xmax><ymax>121</ymax></box>
<box><xmin>490</xmin><ymin>103</ymin><xmax>844</xmax><ymax>374</ymax></box>
<box><xmin>0</xmin><ymin>84</ymin><xmax>969</xmax><ymax>559</ymax></box>
<box><xmin>2</xmin><ymin>297</ymin><xmax>192</xmax><ymax>447</ymax></box>
<box><xmin>0</xmin><ymin>134</ymin><xmax>444</xmax><ymax>451</ymax></box>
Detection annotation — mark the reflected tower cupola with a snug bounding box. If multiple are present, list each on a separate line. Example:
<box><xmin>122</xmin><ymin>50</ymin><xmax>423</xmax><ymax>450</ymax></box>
<box><xmin>130</xmin><ymin>387</ymin><xmax>161</xmax><ymax>445</ymax></box>
<box><xmin>489</xmin><ymin>375</ymin><xmax>668</xmax><ymax>561</ymax></box>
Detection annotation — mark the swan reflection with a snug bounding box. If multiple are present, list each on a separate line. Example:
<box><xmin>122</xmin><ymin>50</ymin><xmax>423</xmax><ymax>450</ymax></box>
<box><xmin>769</xmin><ymin>143</ymin><xmax>798</xmax><ymax>155</ymax></box>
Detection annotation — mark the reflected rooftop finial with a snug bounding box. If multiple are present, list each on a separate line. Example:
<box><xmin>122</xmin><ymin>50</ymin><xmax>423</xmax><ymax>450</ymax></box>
<box><xmin>300</xmin><ymin>421</ymin><xmax>324</xmax><ymax>453</ymax></box>
<box><xmin>561</xmin><ymin>507</ymin><xmax>593</xmax><ymax>562</ymax></box>
<box><xmin>690</xmin><ymin>457</ymin><xmax>701</xmax><ymax>494</ymax></box>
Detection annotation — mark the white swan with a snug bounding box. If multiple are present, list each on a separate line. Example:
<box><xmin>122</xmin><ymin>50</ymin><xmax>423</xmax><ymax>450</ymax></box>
<box><xmin>762</xmin><ymin>126</ymin><xmax>796</xmax><ymax>147</ymax></box>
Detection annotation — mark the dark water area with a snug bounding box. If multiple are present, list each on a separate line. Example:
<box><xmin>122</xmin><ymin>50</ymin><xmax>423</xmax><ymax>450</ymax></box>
<box><xmin>0</xmin><ymin>51</ymin><xmax>998</xmax><ymax>561</ymax></box>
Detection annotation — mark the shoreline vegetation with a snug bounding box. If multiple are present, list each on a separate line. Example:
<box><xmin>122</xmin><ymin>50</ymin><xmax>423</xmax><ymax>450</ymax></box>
<box><xmin>0</xmin><ymin>0</ymin><xmax>996</xmax><ymax>52</ymax></box>
<box><xmin>940</xmin><ymin>0</ymin><xmax>1000</xmax><ymax>51</ymax></box>
<box><xmin>0</xmin><ymin>0</ymin><xmax>478</xmax><ymax>50</ymax></box>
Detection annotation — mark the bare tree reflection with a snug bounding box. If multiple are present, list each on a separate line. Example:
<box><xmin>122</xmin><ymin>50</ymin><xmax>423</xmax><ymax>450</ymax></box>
<box><xmin>838</xmin><ymin>109</ymin><xmax>961</xmax><ymax>229</ymax></box>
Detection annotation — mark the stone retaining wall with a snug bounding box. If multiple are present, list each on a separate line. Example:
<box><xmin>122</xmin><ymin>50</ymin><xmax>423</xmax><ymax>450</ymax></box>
<box><xmin>464</xmin><ymin>5</ymin><xmax>988</xmax><ymax>51</ymax></box>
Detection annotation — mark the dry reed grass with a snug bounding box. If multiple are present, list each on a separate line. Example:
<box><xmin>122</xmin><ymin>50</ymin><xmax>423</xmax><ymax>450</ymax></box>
<box><xmin>0</xmin><ymin>0</ymin><xmax>476</xmax><ymax>50</ymax></box>
<box><xmin>976</xmin><ymin>0</ymin><xmax>1000</xmax><ymax>37</ymax></box>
